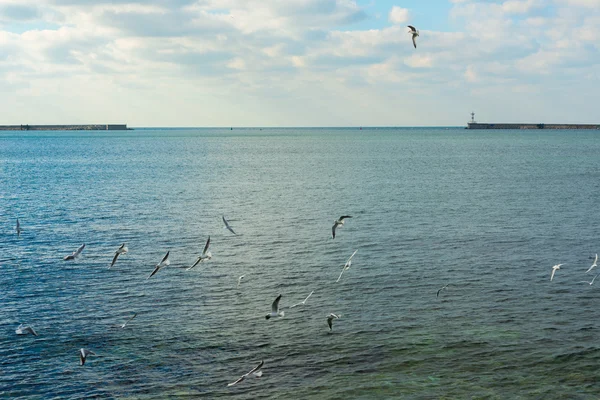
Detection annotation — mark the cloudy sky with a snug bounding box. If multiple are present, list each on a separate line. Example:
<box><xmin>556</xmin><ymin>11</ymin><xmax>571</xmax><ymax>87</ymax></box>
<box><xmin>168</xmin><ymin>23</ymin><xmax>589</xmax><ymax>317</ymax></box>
<box><xmin>0</xmin><ymin>0</ymin><xmax>598</xmax><ymax>127</ymax></box>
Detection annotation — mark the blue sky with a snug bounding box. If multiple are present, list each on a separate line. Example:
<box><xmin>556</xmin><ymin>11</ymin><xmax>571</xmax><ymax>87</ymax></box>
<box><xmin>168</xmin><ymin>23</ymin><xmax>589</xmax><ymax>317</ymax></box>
<box><xmin>0</xmin><ymin>1</ymin><xmax>598</xmax><ymax>127</ymax></box>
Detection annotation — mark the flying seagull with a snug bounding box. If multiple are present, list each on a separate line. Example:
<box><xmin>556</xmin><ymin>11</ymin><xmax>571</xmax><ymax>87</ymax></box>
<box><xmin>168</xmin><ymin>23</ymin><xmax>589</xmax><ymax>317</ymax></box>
<box><xmin>327</xmin><ymin>313</ymin><xmax>341</xmax><ymax>331</ymax></box>
<box><xmin>119</xmin><ymin>313</ymin><xmax>137</xmax><ymax>329</ymax></box>
<box><xmin>227</xmin><ymin>360</ymin><xmax>264</xmax><ymax>387</ymax></box>
<box><xmin>289</xmin><ymin>291</ymin><xmax>314</xmax><ymax>308</ymax></box>
<box><xmin>79</xmin><ymin>348</ymin><xmax>96</xmax><ymax>366</ymax></box>
<box><xmin>109</xmin><ymin>243</ymin><xmax>128</xmax><ymax>269</ymax></box>
<box><xmin>332</xmin><ymin>216</ymin><xmax>352</xmax><ymax>239</ymax></box>
<box><xmin>579</xmin><ymin>274</ymin><xmax>600</xmax><ymax>285</ymax></box>
<box><xmin>550</xmin><ymin>264</ymin><xmax>562</xmax><ymax>281</ymax></box>
<box><xmin>237</xmin><ymin>275</ymin><xmax>245</xmax><ymax>288</ymax></box>
<box><xmin>265</xmin><ymin>294</ymin><xmax>284</xmax><ymax>319</ymax></box>
<box><xmin>408</xmin><ymin>25</ymin><xmax>419</xmax><ymax>48</ymax></box>
<box><xmin>148</xmin><ymin>251</ymin><xmax>170</xmax><ymax>279</ymax></box>
<box><xmin>64</xmin><ymin>244</ymin><xmax>85</xmax><ymax>261</ymax></box>
<box><xmin>337</xmin><ymin>250</ymin><xmax>358</xmax><ymax>283</ymax></box>
<box><xmin>16</xmin><ymin>219</ymin><xmax>21</xmax><ymax>237</ymax></box>
<box><xmin>223</xmin><ymin>216</ymin><xmax>237</xmax><ymax>235</ymax></box>
<box><xmin>187</xmin><ymin>236</ymin><xmax>211</xmax><ymax>270</ymax></box>
<box><xmin>15</xmin><ymin>324</ymin><xmax>38</xmax><ymax>336</ymax></box>
<box><xmin>586</xmin><ymin>254</ymin><xmax>598</xmax><ymax>273</ymax></box>
<box><xmin>437</xmin><ymin>284</ymin><xmax>449</xmax><ymax>298</ymax></box>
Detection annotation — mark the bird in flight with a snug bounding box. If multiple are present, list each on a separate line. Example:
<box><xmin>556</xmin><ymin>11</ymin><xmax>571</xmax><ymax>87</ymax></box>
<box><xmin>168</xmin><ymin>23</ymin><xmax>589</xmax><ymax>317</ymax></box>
<box><xmin>580</xmin><ymin>274</ymin><xmax>599</xmax><ymax>285</ymax></box>
<box><xmin>227</xmin><ymin>360</ymin><xmax>264</xmax><ymax>386</ymax></box>
<box><xmin>265</xmin><ymin>294</ymin><xmax>284</xmax><ymax>320</ymax></box>
<box><xmin>327</xmin><ymin>313</ymin><xmax>341</xmax><ymax>331</ymax></box>
<box><xmin>289</xmin><ymin>291</ymin><xmax>314</xmax><ymax>308</ymax></box>
<box><xmin>16</xmin><ymin>219</ymin><xmax>21</xmax><ymax>237</ymax></box>
<box><xmin>586</xmin><ymin>254</ymin><xmax>598</xmax><ymax>273</ymax></box>
<box><xmin>550</xmin><ymin>264</ymin><xmax>562</xmax><ymax>281</ymax></box>
<box><xmin>15</xmin><ymin>324</ymin><xmax>38</xmax><ymax>336</ymax></box>
<box><xmin>237</xmin><ymin>275</ymin><xmax>245</xmax><ymax>288</ymax></box>
<box><xmin>408</xmin><ymin>25</ymin><xmax>419</xmax><ymax>48</ymax></box>
<box><xmin>332</xmin><ymin>216</ymin><xmax>352</xmax><ymax>239</ymax></box>
<box><xmin>437</xmin><ymin>284</ymin><xmax>449</xmax><ymax>298</ymax></box>
<box><xmin>336</xmin><ymin>250</ymin><xmax>358</xmax><ymax>282</ymax></box>
<box><xmin>79</xmin><ymin>348</ymin><xmax>96</xmax><ymax>366</ymax></box>
<box><xmin>148</xmin><ymin>251</ymin><xmax>170</xmax><ymax>279</ymax></box>
<box><xmin>109</xmin><ymin>243</ymin><xmax>128</xmax><ymax>268</ymax></box>
<box><xmin>187</xmin><ymin>236</ymin><xmax>212</xmax><ymax>270</ymax></box>
<box><xmin>64</xmin><ymin>244</ymin><xmax>85</xmax><ymax>261</ymax></box>
<box><xmin>223</xmin><ymin>216</ymin><xmax>237</xmax><ymax>235</ymax></box>
<box><xmin>119</xmin><ymin>313</ymin><xmax>137</xmax><ymax>329</ymax></box>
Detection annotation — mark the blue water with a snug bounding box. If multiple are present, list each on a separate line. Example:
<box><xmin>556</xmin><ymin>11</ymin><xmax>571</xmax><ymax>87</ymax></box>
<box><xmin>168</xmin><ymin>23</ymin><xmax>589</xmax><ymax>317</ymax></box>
<box><xmin>1</xmin><ymin>127</ymin><xmax>600</xmax><ymax>398</ymax></box>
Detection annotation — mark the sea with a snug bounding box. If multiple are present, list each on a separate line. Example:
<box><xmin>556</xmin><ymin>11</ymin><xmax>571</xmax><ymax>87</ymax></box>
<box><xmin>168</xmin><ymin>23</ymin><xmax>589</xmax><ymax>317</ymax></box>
<box><xmin>1</xmin><ymin>127</ymin><xmax>600</xmax><ymax>399</ymax></box>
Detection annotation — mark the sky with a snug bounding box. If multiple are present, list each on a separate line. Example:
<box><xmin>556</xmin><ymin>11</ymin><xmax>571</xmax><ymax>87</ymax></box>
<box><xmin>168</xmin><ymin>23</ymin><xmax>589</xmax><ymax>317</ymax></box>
<box><xmin>0</xmin><ymin>0</ymin><xmax>598</xmax><ymax>127</ymax></box>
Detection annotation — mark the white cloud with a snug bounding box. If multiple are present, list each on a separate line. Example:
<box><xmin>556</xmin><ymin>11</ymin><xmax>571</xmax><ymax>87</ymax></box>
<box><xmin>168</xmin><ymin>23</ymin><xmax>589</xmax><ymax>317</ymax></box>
<box><xmin>388</xmin><ymin>6</ymin><xmax>409</xmax><ymax>24</ymax></box>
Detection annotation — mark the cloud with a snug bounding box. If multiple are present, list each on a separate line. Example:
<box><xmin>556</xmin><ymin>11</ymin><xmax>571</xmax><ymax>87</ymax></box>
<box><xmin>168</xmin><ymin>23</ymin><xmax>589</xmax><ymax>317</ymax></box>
<box><xmin>388</xmin><ymin>6</ymin><xmax>409</xmax><ymax>24</ymax></box>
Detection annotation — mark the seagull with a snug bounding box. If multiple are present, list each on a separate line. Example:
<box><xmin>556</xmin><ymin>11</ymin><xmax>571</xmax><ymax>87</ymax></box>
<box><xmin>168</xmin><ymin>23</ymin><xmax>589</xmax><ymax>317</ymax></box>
<box><xmin>119</xmin><ymin>313</ymin><xmax>137</xmax><ymax>328</ymax></box>
<box><xmin>109</xmin><ymin>243</ymin><xmax>128</xmax><ymax>269</ymax></box>
<box><xmin>332</xmin><ymin>216</ymin><xmax>352</xmax><ymax>239</ymax></box>
<box><xmin>437</xmin><ymin>284</ymin><xmax>449</xmax><ymax>298</ymax></box>
<box><xmin>237</xmin><ymin>275</ymin><xmax>245</xmax><ymax>288</ymax></box>
<box><xmin>550</xmin><ymin>264</ymin><xmax>562</xmax><ymax>281</ymax></box>
<box><xmin>79</xmin><ymin>348</ymin><xmax>96</xmax><ymax>366</ymax></box>
<box><xmin>327</xmin><ymin>313</ymin><xmax>341</xmax><ymax>331</ymax></box>
<box><xmin>227</xmin><ymin>360</ymin><xmax>264</xmax><ymax>387</ymax></box>
<box><xmin>579</xmin><ymin>274</ymin><xmax>600</xmax><ymax>285</ymax></box>
<box><xmin>187</xmin><ymin>236</ymin><xmax>211</xmax><ymax>270</ymax></box>
<box><xmin>15</xmin><ymin>324</ymin><xmax>38</xmax><ymax>336</ymax></box>
<box><xmin>64</xmin><ymin>244</ymin><xmax>85</xmax><ymax>261</ymax></box>
<box><xmin>289</xmin><ymin>291</ymin><xmax>314</xmax><ymax>308</ymax></box>
<box><xmin>16</xmin><ymin>219</ymin><xmax>21</xmax><ymax>237</ymax></box>
<box><xmin>147</xmin><ymin>251</ymin><xmax>170</xmax><ymax>279</ymax></box>
<box><xmin>408</xmin><ymin>25</ymin><xmax>419</xmax><ymax>48</ymax></box>
<box><xmin>223</xmin><ymin>216</ymin><xmax>237</xmax><ymax>235</ymax></box>
<box><xmin>586</xmin><ymin>254</ymin><xmax>598</xmax><ymax>273</ymax></box>
<box><xmin>265</xmin><ymin>294</ymin><xmax>284</xmax><ymax>319</ymax></box>
<box><xmin>336</xmin><ymin>250</ymin><xmax>357</xmax><ymax>283</ymax></box>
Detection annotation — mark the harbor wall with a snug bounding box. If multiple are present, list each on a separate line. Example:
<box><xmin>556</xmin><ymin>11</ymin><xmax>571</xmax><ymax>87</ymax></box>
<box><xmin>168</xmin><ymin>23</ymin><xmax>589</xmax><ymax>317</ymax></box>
<box><xmin>0</xmin><ymin>124</ymin><xmax>128</xmax><ymax>131</ymax></box>
<box><xmin>467</xmin><ymin>123</ymin><xmax>600</xmax><ymax>130</ymax></box>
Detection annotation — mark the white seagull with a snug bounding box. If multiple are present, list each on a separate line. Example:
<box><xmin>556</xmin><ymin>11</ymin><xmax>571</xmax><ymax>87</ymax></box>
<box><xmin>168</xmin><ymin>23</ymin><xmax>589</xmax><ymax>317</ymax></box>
<box><xmin>227</xmin><ymin>360</ymin><xmax>264</xmax><ymax>387</ymax></box>
<box><xmin>550</xmin><ymin>264</ymin><xmax>562</xmax><ymax>281</ymax></box>
<box><xmin>265</xmin><ymin>294</ymin><xmax>284</xmax><ymax>320</ymax></box>
<box><xmin>237</xmin><ymin>275</ymin><xmax>245</xmax><ymax>288</ymax></box>
<box><xmin>586</xmin><ymin>254</ymin><xmax>598</xmax><ymax>273</ymax></box>
<box><xmin>579</xmin><ymin>274</ymin><xmax>600</xmax><ymax>285</ymax></box>
<box><xmin>109</xmin><ymin>243</ymin><xmax>128</xmax><ymax>269</ymax></box>
<box><xmin>119</xmin><ymin>313</ymin><xmax>137</xmax><ymax>329</ymax></box>
<box><xmin>16</xmin><ymin>219</ymin><xmax>21</xmax><ymax>237</ymax></box>
<box><xmin>327</xmin><ymin>313</ymin><xmax>341</xmax><ymax>331</ymax></box>
<box><xmin>79</xmin><ymin>348</ymin><xmax>96</xmax><ymax>366</ymax></box>
<box><xmin>332</xmin><ymin>215</ymin><xmax>352</xmax><ymax>239</ymax></box>
<box><xmin>437</xmin><ymin>284</ymin><xmax>449</xmax><ymax>298</ymax></box>
<box><xmin>15</xmin><ymin>324</ymin><xmax>38</xmax><ymax>336</ymax></box>
<box><xmin>64</xmin><ymin>244</ymin><xmax>85</xmax><ymax>261</ymax></box>
<box><xmin>289</xmin><ymin>291</ymin><xmax>314</xmax><ymax>308</ymax></box>
<box><xmin>223</xmin><ymin>216</ymin><xmax>237</xmax><ymax>235</ymax></box>
<box><xmin>336</xmin><ymin>250</ymin><xmax>358</xmax><ymax>283</ymax></box>
<box><xmin>408</xmin><ymin>25</ymin><xmax>419</xmax><ymax>48</ymax></box>
<box><xmin>148</xmin><ymin>251</ymin><xmax>170</xmax><ymax>279</ymax></box>
<box><xmin>187</xmin><ymin>236</ymin><xmax>211</xmax><ymax>270</ymax></box>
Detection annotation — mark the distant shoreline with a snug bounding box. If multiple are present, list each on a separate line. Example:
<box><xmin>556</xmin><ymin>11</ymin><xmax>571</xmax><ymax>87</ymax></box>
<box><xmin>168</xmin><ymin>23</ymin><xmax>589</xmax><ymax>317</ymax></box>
<box><xmin>0</xmin><ymin>124</ymin><xmax>129</xmax><ymax>131</ymax></box>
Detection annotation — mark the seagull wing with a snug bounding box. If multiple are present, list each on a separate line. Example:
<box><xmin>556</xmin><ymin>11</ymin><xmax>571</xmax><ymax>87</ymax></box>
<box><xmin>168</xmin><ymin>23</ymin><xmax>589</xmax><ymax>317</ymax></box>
<box><xmin>122</xmin><ymin>313</ymin><xmax>137</xmax><ymax>327</ymax></box>
<box><xmin>437</xmin><ymin>288</ymin><xmax>442</xmax><ymax>298</ymax></box>
<box><xmin>550</xmin><ymin>268</ymin><xmax>556</xmax><ymax>281</ymax></box>
<box><xmin>347</xmin><ymin>250</ymin><xmax>358</xmax><ymax>264</ymax></box>
<box><xmin>339</xmin><ymin>216</ymin><xmax>352</xmax><ymax>221</ymax></box>
<box><xmin>187</xmin><ymin>258</ymin><xmax>201</xmax><ymax>271</ymax></box>
<box><xmin>336</xmin><ymin>268</ymin><xmax>345</xmax><ymax>283</ymax></box>
<box><xmin>202</xmin><ymin>236</ymin><xmax>211</xmax><ymax>256</ymax></box>
<box><xmin>332</xmin><ymin>223</ymin><xmax>337</xmax><ymax>239</ymax></box>
<box><xmin>412</xmin><ymin>35</ymin><xmax>417</xmax><ymax>48</ymax></box>
<box><xmin>74</xmin><ymin>244</ymin><xmax>85</xmax><ymax>256</ymax></box>
<box><xmin>109</xmin><ymin>252</ymin><xmax>120</xmax><ymax>268</ymax></box>
<box><xmin>586</xmin><ymin>264</ymin><xmax>596</xmax><ymax>273</ymax></box>
<box><xmin>271</xmin><ymin>294</ymin><xmax>282</xmax><ymax>313</ymax></box>
<box><xmin>148</xmin><ymin>265</ymin><xmax>161</xmax><ymax>279</ymax></box>
<box><xmin>227</xmin><ymin>376</ymin><xmax>245</xmax><ymax>387</ymax></box>
<box><xmin>223</xmin><ymin>216</ymin><xmax>237</xmax><ymax>235</ymax></box>
<box><xmin>246</xmin><ymin>360</ymin><xmax>264</xmax><ymax>375</ymax></box>
<box><xmin>303</xmin><ymin>291</ymin><xmax>314</xmax><ymax>303</ymax></box>
<box><xmin>80</xmin><ymin>349</ymin><xmax>87</xmax><ymax>365</ymax></box>
<box><xmin>327</xmin><ymin>316</ymin><xmax>333</xmax><ymax>331</ymax></box>
<box><xmin>160</xmin><ymin>251</ymin><xmax>170</xmax><ymax>265</ymax></box>
<box><xmin>408</xmin><ymin>25</ymin><xmax>416</xmax><ymax>32</ymax></box>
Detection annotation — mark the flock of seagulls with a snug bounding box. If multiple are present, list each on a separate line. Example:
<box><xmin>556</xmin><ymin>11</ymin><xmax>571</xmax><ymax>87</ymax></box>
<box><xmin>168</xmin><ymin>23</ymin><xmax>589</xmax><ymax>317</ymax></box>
<box><xmin>550</xmin><ymin>255</ymin><xmax>599</xmax><ymax>283</ymax></box>
<box><xmin>12</xmin><ymin>214</ymin><xmax>359</xmax><ymax>386</ymax></box>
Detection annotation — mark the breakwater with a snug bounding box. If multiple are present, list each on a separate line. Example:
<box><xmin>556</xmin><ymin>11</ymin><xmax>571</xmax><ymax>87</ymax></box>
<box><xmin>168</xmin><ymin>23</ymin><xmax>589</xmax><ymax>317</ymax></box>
<box><xmin>0</xmin><ymin>124</ymin><xmax>129</xmax><ymax>131</ymax></box>
<box><xmin>467</xmin><ymin>122</ymin><xmax>599</xmax><ymax>130</ymax></box>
